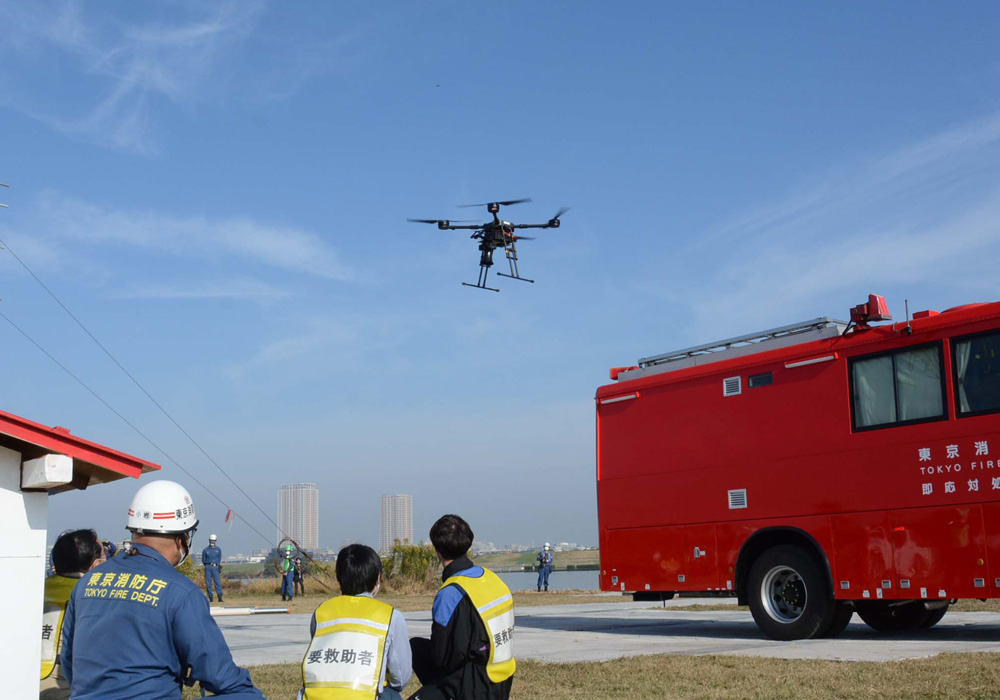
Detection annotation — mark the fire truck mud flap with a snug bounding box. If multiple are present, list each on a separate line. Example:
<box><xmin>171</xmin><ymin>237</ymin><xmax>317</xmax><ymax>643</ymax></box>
<box><xmin>747</xmin><ymin>544</ymin><xmax>836</xmax><ymax>640</ymax></box>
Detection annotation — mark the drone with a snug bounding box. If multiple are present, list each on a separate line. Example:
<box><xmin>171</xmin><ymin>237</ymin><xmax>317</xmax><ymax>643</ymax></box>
<box><xmin>408</xmin><ymin>198</ymin><xmax>568</xmax><ymax>292</ymax></box>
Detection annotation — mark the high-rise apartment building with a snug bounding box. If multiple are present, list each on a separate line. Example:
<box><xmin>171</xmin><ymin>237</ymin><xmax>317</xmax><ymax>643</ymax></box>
<box><xmin>277</xmin><ymin>483</ymin><xmax>319</xmax><ymax>550</ymax></box>
<box><xmin>379</xmin><ymin>494</ymin><xmax>413</xmax><ymax>553</ymax></box>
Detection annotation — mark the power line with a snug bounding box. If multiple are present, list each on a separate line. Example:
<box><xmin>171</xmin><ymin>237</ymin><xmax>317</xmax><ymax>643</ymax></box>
<box><xmin>0</xmin><ymin>307</ymin><xmax>281</xmax><ymax>551</ymax></box>
<box><xmin>0</xmin><ymin>234</ymin><xmax>288</xmax><ymax>542</ymax></box>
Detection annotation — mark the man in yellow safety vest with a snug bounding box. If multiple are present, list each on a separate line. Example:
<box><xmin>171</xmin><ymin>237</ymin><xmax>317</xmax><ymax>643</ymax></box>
<box><xmin>40</xmin><ymin>529</ymin><xmax>105</xmax><ymax>699</ymax></box>
<box><xmin>300</xmin><ymin>544</ymin><xmax>411</xmax><ymax>699</ymax></box>
<box><xmin>410</xmin><ymin>514</ymin><xmax>515</xmax><ymax>700</ymax></box>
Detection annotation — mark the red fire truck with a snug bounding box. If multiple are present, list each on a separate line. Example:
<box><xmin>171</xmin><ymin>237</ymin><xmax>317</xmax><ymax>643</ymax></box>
<box><xmin>596</xmin><ymin>295</ymin><xmax>1000</xmax><ymax>640</ymax></box>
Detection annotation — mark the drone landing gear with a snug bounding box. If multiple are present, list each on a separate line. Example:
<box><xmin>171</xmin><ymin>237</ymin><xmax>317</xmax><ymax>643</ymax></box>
<box><xmin>463</xmin><ymin>264</ymin><xmax>500</xmax><ymax>292</ymax></box>
<box><xmin>496</xmin><ymin>242</ymin><xmax>533</xmax><ymax>283</ymax></box>
<box><xmin>496</xmin><ymin>272</ymin><xmax>534</xmax><ymax>283</ymax></box>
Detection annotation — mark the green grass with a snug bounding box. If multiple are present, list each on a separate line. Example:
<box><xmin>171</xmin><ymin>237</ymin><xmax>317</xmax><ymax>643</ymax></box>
<box><xmin>475</xmin><ymin>549</ymin><xmax>599</xmax><ymax>570</ymax></box>
<box><xmin>185</xmin><ymin>653</ymin><xmax>1000</xmax><ymax>699</ymax></box>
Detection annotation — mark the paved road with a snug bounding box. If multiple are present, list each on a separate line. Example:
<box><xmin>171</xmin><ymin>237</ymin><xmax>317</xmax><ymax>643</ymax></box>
<box><xmin>218</xmin><ymin>599</ymin><xmax>1000</xmax><ymax>667</ymax></box>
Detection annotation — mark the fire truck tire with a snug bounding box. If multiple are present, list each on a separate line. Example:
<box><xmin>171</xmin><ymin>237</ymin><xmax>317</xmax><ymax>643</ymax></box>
<box><xmin>820</xmin><ymin>601</ymin><xmax>854</xmax><ymax>638</ymax></box>
<box><xmin>747</xmin><ymin>545</ymin><xmax>835</xmax><ymax>641</ymax></box>
<box><xmin>920</xmin><ymin>604</ymin><xmax>949</xmax><ymax>629</ymax></box>
<box><xmin>856</xmin><ymin>601</ymin><xmax>930</xmax><ymax>631</ymax></box>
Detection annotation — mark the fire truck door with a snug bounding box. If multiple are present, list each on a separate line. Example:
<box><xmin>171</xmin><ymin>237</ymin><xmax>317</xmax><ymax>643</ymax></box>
<box><xmin>830</xmin><ymin>512</ymin><xmax>895</xmax><ymax>600</ymax></box>
<box><xmin>683</xmin><ymin>524</ymin><xmax>720</xmax><ymax>591</ymax></box>
<box><xmin>605</xmin><ymin>525</ymin><xmax>686</xmax><ymax>593</ymax></box>
<box><xmin>890</xmin><ymin>505</ymin><xmax>988</xmax><ymax>600</ymax></box>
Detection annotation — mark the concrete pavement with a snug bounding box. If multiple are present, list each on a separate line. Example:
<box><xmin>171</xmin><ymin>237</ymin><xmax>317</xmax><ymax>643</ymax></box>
<box><xmin>217</xmin><ymin>599</ymin><xmax>1000</xmax><ymax>667</ymax></box>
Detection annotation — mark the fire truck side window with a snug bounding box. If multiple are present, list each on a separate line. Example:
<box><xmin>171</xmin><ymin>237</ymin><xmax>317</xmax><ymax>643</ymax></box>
<box><xmin>852</xmin><ymin>356</ymin><xmax>896</xmax><ymax>426</ymax></box>
<box><xmin>954</xmin><ymin>331</ymin><xmax>1000</xmax><ymax>416</ymax></box>
<box><xmin>851</xmin><ymin>344</ymin><xmax>945</xmax><ymax>430</ymax></box>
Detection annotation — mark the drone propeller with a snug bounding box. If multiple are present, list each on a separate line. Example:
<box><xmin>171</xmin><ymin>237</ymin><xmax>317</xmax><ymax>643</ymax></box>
<box><xmin>458</xmin><ymin>198</ymin><xmax>533</xmax><ymax>208</ymax></box>
<box><xmin>407</xmin><ymin>218</ymin><xmax>479</xmax><ymax>225</ymax></box>
<box><xmin>513</xmin><ymin>235</ymin><xmax>536</xmax><ymax>240</ymax></box>
<box><xmin>545</xmin><ymin>207</ymin><xmax>570</xmax><ymax>228</ymax></box>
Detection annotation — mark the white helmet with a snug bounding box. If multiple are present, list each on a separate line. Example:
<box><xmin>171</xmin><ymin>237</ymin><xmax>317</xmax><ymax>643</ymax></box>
<box><xmin>544</xmin><ymin>543</ymin><xmax>551</xmax><ymax>549</ymax></box>
<box><xmin>127</xmin><ymin>480</ymin><xmax>198</xmax><ymax>534</ymax></box>
<box><xmin>209</xmin><ymin>534</ymin><xmax>218</xmax><ymax>541</ymax></box>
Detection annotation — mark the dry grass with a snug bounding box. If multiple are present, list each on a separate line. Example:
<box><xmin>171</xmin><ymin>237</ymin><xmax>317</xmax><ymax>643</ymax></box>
<box><xmin>185</xmin><ymin>653</ymin><xmax>1000</xmax><ymax>699</ymax></box>
<box><xmin>952</xmin><ymin>599</ymin><xmax>1000</xmax><ymax>612</ymax></box>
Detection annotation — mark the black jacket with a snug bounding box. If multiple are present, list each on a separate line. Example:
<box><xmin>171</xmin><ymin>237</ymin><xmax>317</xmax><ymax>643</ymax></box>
<box><xmin>427</xmin><ymin>557</ymin><xmax>513</xmax><ymax>700</ymax></box>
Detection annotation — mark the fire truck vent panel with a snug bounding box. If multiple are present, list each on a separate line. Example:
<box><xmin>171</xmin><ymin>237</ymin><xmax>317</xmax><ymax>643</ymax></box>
<box><xmin>728</xmin><ymin>489</ymin><xmax>748</xmax><ymax>509</ymax></box>
<box><xmin>723</xmin><ymin>376</ymin><xmax>742</xmax><ymax>396</ymax></box>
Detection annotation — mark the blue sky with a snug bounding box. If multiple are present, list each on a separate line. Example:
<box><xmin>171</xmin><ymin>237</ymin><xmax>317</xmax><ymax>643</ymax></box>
<box><xmin>2</xmin><ymin>1</ymin><xmax>1000</xmax><ymax>554</ymax></box>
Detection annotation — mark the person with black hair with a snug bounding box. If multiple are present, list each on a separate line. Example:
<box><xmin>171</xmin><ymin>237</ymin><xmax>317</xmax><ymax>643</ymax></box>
<box><xmin>409</xmin><ymin>515</ymin><xmax>515</xmax><ymax>700</ymax></box>
<box><xmin>40</xmin><ymin>529</ymin><xmax>105</xmax><ymax>699</ymax></box>
<box><xmin>299</xmin><ymin>544</ymin><xmax>411</xmax><ymax>699</ymax></box>
<box><xmin>293</xmin><ymin>556</ymin><xmax>306</xmax><ymax>597</ymax></box>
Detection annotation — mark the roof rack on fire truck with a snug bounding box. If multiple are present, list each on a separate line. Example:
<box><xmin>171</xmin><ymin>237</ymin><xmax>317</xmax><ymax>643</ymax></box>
<box><xmin>638</xmin><ymin>317</ymin><xmax>849</xmax><ymax>369</ymax></box>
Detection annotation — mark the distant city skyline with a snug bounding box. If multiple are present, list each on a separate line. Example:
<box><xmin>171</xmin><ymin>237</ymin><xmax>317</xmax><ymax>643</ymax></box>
<box><xmin>379</xmin><ymin>494</ymin><xmax>413</xmax><ymax>553</ymax></box>
<box><xmin>278</xmin><ymin>483</ymin><xmax>319</xmax><ymax>550</ymax></box>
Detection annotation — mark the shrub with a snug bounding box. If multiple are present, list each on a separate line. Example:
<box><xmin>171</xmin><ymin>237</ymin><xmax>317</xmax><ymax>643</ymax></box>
<box><xmin>382</xmin><ymin>541</ymin><xmax>440</xmax><ymax>594</ymax></box>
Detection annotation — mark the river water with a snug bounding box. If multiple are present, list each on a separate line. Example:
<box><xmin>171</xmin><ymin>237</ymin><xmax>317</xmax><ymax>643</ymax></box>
<box><xmin>497</xmin><ymin>570</ymin><xmax>599</xmax><ymax>591</ymax></box>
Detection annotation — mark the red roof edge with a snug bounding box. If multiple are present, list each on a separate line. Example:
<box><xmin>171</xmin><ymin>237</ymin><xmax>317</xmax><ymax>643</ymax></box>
<box><xmin>0</xmin><ymin>408</ymin><xmax>161</xmax><ymax>479</ymax></box>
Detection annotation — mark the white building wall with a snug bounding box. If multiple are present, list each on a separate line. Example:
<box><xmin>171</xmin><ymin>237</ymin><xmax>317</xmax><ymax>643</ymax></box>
<box><xmin>277</xmin><ymin>483</ymin><xmax>319</xmax><ymax>549</ymax></box>
<box><xmin>0</xmin><ymin>444</ymin><xmax>49</xmax><ymax>700</ymax></box>
<box><xmin>379</xmin><ymin>494</ymin><xmax>413</xmax><ymax>553</ymax></box>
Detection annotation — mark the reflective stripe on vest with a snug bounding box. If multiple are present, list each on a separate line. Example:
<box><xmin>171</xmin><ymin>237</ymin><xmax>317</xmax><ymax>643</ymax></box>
<box><xmin>442</xmin><ymin>568</ymin><xmax>516</xmax><ymax>683</ymax></box>
<box><xmin>302</xmin><ymin>595</ymin><xmax>394</xmax><ymax>700</ymax></box>
<box><xmin>41</xmin><ymin>575</ymin><xmax>79</xmax><ymax>680</ymax></box>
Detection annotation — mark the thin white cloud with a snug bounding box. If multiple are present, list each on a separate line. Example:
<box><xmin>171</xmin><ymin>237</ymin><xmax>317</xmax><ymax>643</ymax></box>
<box><xmin>29</xmin><ymin>191</ymin><xmax>353</xmax><ymax>281</ymax></box>
<box><xmin>114</xmin><ymin>277</ymin><xmax>292</xmax><ymax>301</ymax></box>
<box><xmin>675</xmin><ymin>114</ymin><xmax>1000</xmax><ymax>337</ymax></box>
<box><xmin>0</xmin><ymin>1</ymin><xmax>262</xmax><ymax>153</ymax></box>
<box><xmin>0</xmin><ymin>1</ymin><xmax>356</xmax><ymax>153</ymax></box>
<box><xmin>702</xmin><ymin>114</ymin><xmax>1000</xmax><ymax>247</ymax></box>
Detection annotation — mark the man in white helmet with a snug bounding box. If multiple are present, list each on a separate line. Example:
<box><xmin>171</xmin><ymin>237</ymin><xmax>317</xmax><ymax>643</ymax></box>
<box><xmin>536</xmin><ymin>543</ymin><xmax>554</xmax><ymax>592</ymax></box>
<box><xmin>203</xmin><ymin>533</ymin><xmax>224</xmax><ymax>602</ymax></box>
<box><xmin>59</xmin><ymin>480</ymin><xmax>265</xmax><ymax>700</ymax></box>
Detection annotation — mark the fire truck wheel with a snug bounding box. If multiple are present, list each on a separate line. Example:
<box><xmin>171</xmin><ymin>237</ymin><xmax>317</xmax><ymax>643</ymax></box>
<box><xmin>819</xmin><ymin>601</ymin><xmax>854</xmax><ymax>638</ymax></box>
<box><xmin>747</xmin><ymin>545</ymin><xmax>835</xmax><ymax>641</ymax></box>
<box><xmin>920</xmin><ymin>604</ymin><xmax>949</xmax><ymax>629</ymax></box>
<box><xmin>855</xmin><ymin>601</ymin><xmax>930</xmax><ymax>631</ymax></box>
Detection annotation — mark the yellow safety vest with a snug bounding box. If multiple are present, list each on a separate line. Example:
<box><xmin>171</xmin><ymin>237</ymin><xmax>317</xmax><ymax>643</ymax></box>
<box><xmin>442</xmin><ymin>568</ymin><xmax>516</xmax><ymax>683</ymax></box>
<box><xmin>302</xmin><ymin>595</ymin><xmax>394</xmax><ymax>700</ymax></box>
<box><xmin>40</xmin><ymin>575</ymin><xmax>80</xmax><ymax>680</ymax></box>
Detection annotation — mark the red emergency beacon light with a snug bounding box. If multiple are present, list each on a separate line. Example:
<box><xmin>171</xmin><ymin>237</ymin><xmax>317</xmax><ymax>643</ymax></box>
<box><xmin>849</xmin><ymin>294</ymin><xmax>892</xmax><ymax>328</ymax></box>
<box><xmin>596</xmin><ymin>293</ymin><xmax>1000</xmax><ymax>641</ymax></box>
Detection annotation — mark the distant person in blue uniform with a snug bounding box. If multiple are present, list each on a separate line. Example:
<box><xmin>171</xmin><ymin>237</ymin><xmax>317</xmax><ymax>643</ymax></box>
<box><xmin>203</xmin><ymin>533</ymin><xmax>224</xmax><ymax>602</ymax></box>
<box><xmin>536</xmin><ymin>543</ymin><xmax>554</xmax><ymax>592</ymax></box>
<box><xmin>60</xmin><ymin>480</ymin><xmax>264</xmax><ymax>700</ymax></box>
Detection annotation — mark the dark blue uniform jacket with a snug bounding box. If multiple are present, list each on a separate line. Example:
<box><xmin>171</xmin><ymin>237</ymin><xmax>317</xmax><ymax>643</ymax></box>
<box><xmin>203</xmin><ymin>544</ymin><xmax>223</xmax><ymax>565</ymax></box>
<box><xmin>61</xmin><ymin>543</ymin><xmax>262</xmax><ymax>700</ymax></box>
